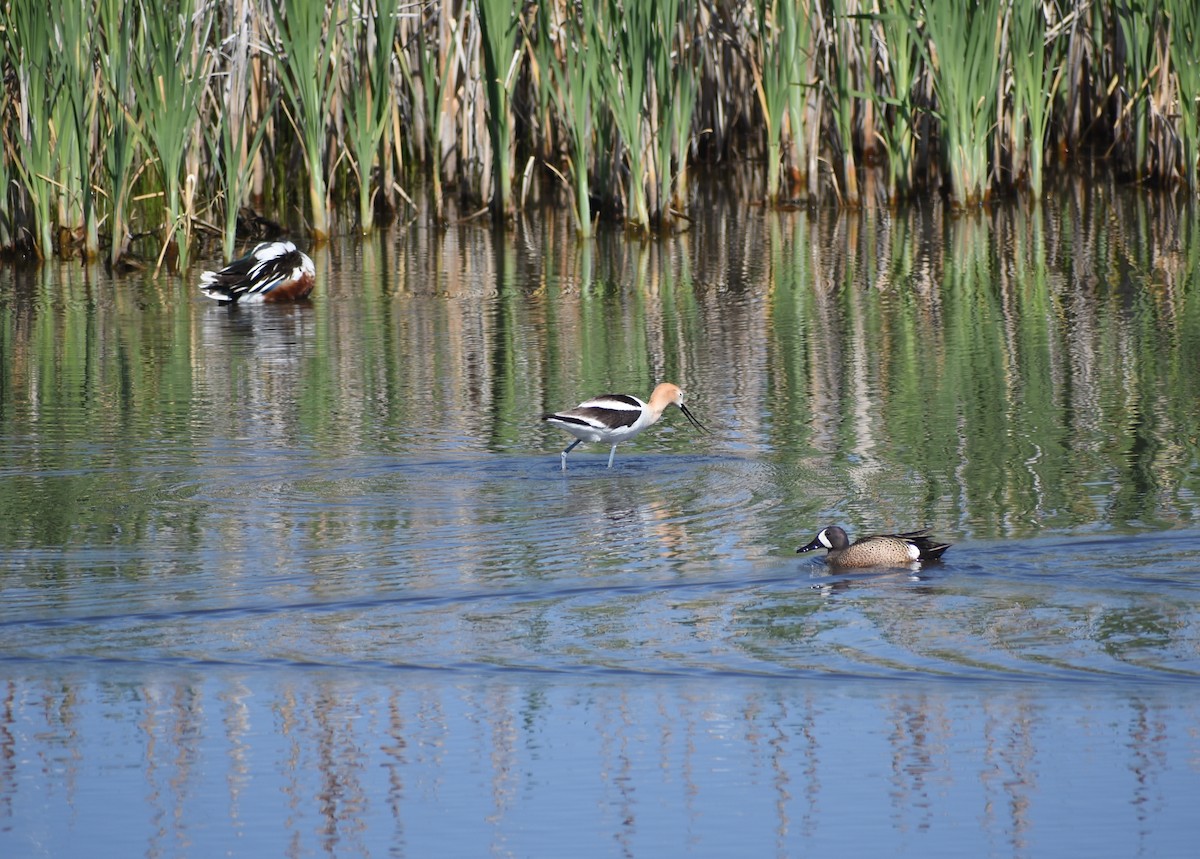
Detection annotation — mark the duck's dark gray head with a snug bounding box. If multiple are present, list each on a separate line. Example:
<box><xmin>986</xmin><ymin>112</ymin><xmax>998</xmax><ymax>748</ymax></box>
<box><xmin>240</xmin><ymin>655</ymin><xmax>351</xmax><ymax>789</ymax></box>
<box><xmin>796</xmin><ymin>525</ymin><xmax>849</xmax><ymax>554</ymax></box>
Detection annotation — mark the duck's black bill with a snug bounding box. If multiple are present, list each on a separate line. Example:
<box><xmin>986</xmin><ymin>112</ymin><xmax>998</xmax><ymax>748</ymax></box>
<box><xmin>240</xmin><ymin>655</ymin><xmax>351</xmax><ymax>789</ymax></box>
<box><xmin>796</xmin><ymin>538</ymin><xmax>822</xmax><ymax>554</ymax></box>
<box><xmin>679</xmin><ymin>403</ymin><xmax>710</xmax><ymax>434</ymax></box>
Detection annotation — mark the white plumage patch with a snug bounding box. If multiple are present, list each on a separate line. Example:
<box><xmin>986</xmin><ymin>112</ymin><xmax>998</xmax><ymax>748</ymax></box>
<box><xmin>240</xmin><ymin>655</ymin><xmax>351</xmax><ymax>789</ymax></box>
<box><xmin>251</xmin><ymin>242</ymin><xmax>293</xmax><ymax>261</ymax></box>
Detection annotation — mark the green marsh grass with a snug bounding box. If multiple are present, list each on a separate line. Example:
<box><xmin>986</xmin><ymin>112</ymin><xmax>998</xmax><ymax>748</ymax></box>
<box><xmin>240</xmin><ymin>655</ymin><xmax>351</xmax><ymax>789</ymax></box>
<box><xmin>598</xmin><ymin>0</ymin><xmax>653</xmax><ymax>232</ymax></box>
<box><xmin>272</xmin><ymin>0</ymin><xmax>340</xmax><ymax>240</ymax></box>
<box><xmin>0</xmin><ymin>31</ymin><xmax>7</xmax><ymax>251</ymax></box>
<box><xmin>523</xmin><ymin>1</ymin><xmax>558</xmax><ymax>170</ymax></box>
<box><xmin>649</xmin><ymin>0</ymin><xmax>686</xmax><ymax>228</ymax></box>
<box><xmin>542</xmin><ymin>0</ymin><xmax>599</xmax><ymax>235</ymax></box>
<box><xmin>753</xmin><ymin>0</ymin><xmax>809</xmax><ymax>203</ymax></box>
<box><xmin>3</xmin><ymin>0</ymin><xmax>60</xmax><ymax>258</ymax></box>
<box><xmin>2</xmin><ymin>0</ymin><xmax>1200</xmax><ymax>267</ymax></box>
<box><xmin>669</xmin><ymin>21</ymin><xmax>699</xmax><ymax>215</ymax></box>
<box><xmin>53</xmin><ymin>0</ymin><xmax>101</xmax><ymax>259</ymax></box>
<box><xmin>213</xmin><ymin>0</ymin><xmax>275</xmax><ymax>261</ymax></box>
<box><xmin>788</xmin><ymin>2</ymin><xmax>821</xmax><ymax>200</ymax></box>
<box><xmin>136</xmin><ymin>0</ymin><xmax>212</xmax><ymax>269</ymax></box>
<box><xmin>0</xmin><ymin>127</ymin><xmax>9</xmax><ymax>253</ymax></box>
<box><xmin>871</xmin><ymin>1</ymin><xmax>922</xmax><ymax>199</ymax></box>
<box><xmin>921</xmin><ymin>0</ymin><xmax>1003</xmax><ymax>207</ymax></box>
<box><xmin>1008</xmin><ymin>0</ymin><xmax>1062</xmax><ymax>198</ymax></box>
<box><xmin>477</xmin><ymin>0</ymin><xmax>521</xmax><ymax>218</ymax></box>
<box><xmin>344</xmin><ymin>0</ymin><xmax>401</xmax><ymax>234</ymax></box>
<box><xmin>1168</xmin><ymin>1</ymin><xmax>1200</xmax><ymax>189</ymax></box>
<box><xmin>1111</xmin><ymin>0</ymin><xmax>1159</xmax><ymax>182</ymax></box>
<box><xmin>97</xmin><ymin>0</ymin><xmax>141</xmax><ymax>268</ymax></box>
<box><xmin>829</xmin><ymin>0</ymin><xmax>871</xmax><ymax>206</ymax></box>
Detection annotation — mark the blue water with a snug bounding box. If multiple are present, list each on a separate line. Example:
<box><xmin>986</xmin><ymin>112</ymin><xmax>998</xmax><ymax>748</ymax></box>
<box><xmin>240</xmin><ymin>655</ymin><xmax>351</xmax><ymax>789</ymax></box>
<box><xmin>3</xmin><ymin>198</ymin><xmax>1200</xmax><ymax>856</ymax></box>
<box><xmin>3</xmin><ymin>667</ymin><xmax>1195</xmax><ymax>858</ymax></box>
<box><xmin>4</xmin><ymin>444</ymin><xmax>1198</xmax><ymax>857</ymax></box>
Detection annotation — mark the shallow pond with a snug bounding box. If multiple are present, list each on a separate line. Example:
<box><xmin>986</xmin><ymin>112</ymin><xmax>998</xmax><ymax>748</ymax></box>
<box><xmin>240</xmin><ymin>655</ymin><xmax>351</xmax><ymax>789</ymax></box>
<box><xmin>2</xmin><ymin>182</ymin><xmax>1199</xmax><ymax>856</ymax></box>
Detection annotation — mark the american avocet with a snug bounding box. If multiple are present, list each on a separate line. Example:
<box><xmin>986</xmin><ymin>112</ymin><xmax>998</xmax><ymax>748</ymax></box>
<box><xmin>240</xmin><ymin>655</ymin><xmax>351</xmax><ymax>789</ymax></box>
<box><xmin>199</xmin><ymin>240</ymin><xmax>315</xmax><ymax>304</ymax></box>
<box><xmin>543</xmin><ymin>382</ymin><xmax>708</xmax><ymax>470</ymax></box>
<box><xmin>796</xmin><ymin>526</ymin><xmax>950</xmax><ymax>569</ymax></box>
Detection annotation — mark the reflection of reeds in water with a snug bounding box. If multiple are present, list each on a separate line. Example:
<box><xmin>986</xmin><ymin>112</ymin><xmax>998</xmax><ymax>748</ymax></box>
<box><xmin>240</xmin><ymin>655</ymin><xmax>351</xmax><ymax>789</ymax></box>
<box><xmin>3</xmin><ymin>186</ymin><xmax>1200</xmax><ymax>538</ymax></box>
<box><xmin>4</xmin><ymin>1</ymin><xmax>1200</xmax><ymax>264</ymax></box>
<box><xmin>760</xmin><ymin>185</ymin><xmax>1200</xmax><ymax>535</ymax></box>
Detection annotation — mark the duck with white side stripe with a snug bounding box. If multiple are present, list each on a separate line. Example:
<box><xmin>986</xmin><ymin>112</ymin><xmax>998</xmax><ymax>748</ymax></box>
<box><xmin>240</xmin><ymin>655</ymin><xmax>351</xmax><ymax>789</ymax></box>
<box><xmin>199</xmin><ymin>240</ymin><xmax>315</xmax><ymax>304</ymax></box>
<box><xmin>543</xmin><ymin>382</ymin><xmax>709</xmax><ymax>470</ymax></box>
<box><xmin>796</xmin><ymin>525</ymin><xmax>950</xmax><ymax>569</ymax></box>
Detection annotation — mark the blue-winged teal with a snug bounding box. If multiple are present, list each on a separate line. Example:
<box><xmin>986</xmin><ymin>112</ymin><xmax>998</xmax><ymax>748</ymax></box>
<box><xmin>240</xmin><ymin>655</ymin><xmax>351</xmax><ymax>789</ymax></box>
<box><xmin>543</xmin><ymin>382</ymin><xmax>709</xmax><ymax>470</ymax></box>
<box><xmin>796</xmin><ymin>526</ymin><xmax>950</xmax><ymax>568</ymax></box>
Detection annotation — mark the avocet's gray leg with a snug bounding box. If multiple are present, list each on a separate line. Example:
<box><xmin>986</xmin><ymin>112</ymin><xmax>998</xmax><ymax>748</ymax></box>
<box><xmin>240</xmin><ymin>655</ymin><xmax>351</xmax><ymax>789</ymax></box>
<box><xmin>561</xmin><ymin>439</ymin><xmax>582</xmax><ymax>471</ymax></box>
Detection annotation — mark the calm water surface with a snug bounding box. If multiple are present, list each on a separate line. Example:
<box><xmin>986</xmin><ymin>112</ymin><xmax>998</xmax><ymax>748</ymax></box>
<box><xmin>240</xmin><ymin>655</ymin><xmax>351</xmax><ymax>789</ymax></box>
<box><xmin>2</xmin><ymin>184</ymin><xmax>1200</xmax><ymax>856</ymax></box>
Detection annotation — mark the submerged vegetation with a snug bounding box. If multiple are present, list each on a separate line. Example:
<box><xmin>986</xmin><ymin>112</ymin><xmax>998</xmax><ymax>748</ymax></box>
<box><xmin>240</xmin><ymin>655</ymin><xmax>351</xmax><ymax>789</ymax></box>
<box><xmin>2</xmin><ymin>0</ymin><xmax>1200</xmax><ymax>267</ymax></box>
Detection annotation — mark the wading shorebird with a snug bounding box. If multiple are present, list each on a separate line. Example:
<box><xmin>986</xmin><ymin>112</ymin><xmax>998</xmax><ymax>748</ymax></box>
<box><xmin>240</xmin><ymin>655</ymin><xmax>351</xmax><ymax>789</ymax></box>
<box><xmin>543</xmin><ymin>382</ymin><xmax>708</xmax><ymax>470</ymax></box>
<box><xmin>796</xmin><ymin>526</ymin><xmax>950</xmax><ymax>569</ymax></box>
<box><xmin>199</xmin><ymin>240</ymin><xmax>315</xmax><ymax>304</ymax></box>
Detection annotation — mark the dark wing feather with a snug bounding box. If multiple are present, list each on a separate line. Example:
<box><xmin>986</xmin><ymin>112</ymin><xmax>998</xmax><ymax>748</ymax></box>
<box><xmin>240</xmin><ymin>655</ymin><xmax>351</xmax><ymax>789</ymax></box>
<box><xmin>574</xmin><ymin>405</ymin><xmax>641</xmax><ymax>430</ymax></box>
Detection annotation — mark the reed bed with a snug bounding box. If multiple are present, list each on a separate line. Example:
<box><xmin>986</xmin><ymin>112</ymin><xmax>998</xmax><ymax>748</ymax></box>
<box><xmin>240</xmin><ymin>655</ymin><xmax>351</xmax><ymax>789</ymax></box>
<box><xmin>2</xmin><ymin>0</ymin><xmax>1200</xmax><ymax>267</ymax></box>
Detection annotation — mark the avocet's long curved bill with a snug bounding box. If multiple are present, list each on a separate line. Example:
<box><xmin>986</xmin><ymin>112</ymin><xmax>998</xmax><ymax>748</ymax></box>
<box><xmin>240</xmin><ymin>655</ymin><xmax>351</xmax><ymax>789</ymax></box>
<box><xmin>679</xmin><ymin>403</ymin><xmax>710</xmax><ymax>434</ymax></box>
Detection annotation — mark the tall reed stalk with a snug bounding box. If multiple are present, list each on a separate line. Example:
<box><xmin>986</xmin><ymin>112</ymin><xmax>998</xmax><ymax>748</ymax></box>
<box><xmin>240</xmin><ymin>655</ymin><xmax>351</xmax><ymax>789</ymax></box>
<box><xmin>819</xmin><ymin>0</ymin><xmax>858</xmax><ymax>206</ymax></box>
<box><xmin>344</xmin><ymin>0</ymin><xmax>400</xmax><ymax>234</ymax></box>
<box><xmin>3</xmin><ymin>0</ymin><xmax>60</xmax><ymax>257</ymax></box>
<box><xmin>1008</xmin><ymin>0</ymin><xmax>1062</xmax><ymax>198</ymax></box>
<box><xmin>833</xmin><ymin>0</ymin><xmax>868</xmax><ymax>206</ymax></box>
<box><xmin>871</xmin><ymin>1</ymin><xmax>921</xmax><ymax>199</ymax></box>
<box><xmin>1111</xmin><ymin>0</ymin><xmax>1160</xmax><ymax>182</ymax></box>
<box><xmin>753</xmin><ymin>0</ymin><xmax>809</xmax><ymax>203</ymax></box>
<box><xmin>0</xmin><ymin>113</ymin><xmax>10</xmax><ymax>252</ymax></box>
<box><xmin>788</xmin><ymin>2</ymin><xmax>821</xmax><ymax>200</ymax></box>
<box><xmin>397</xmin><ymin>6</ymin><xmax>457</xmax><ymax>223</ymax></box>
<box><xmin>53</xmin><ymin>0</ymin><xmax>100</xmax><ymax>259</ymax></box>
<box><xmin>136</xmin><ymin>0</ymin><xmax>212</xmax><ymax>269</ymax></box>
<box><xmin>649</xmin><ymin>0</ymin><xmax>686</xmax><ymax>228</ymax></box>
<box><xmin>543</xmin><ymin>0</ymin><xmax>599</xmax><ymax>236</ymax></box>
<box><xmin>598</xmin><ymin>0</ymin><xmax>653</xmax><ymax>232</ymax></box>
<box><xmin>669</xmin><ymin>14</ymin><xmax>698</xmax><ymax>214</ymax></box>
<box><xmin>921</xmin><ymin>0</ymin><xmax>1003</xmax><ymax>207</ymax></box>
<box><xmin>272</xmin><ymin>0</ymin><xmax>340</xmax><ymax>240</ymax></box>
<box><xmin>1168</xmin><ymin>0</ymin><xmax>1200</xmax><ymax>189</ymax></box>
<box><xmin>213</xmin><ymin>0</ymin><xmax>266</xmax><ymax>259</ymax></box>
<box><xmin>477</xmin><ymin>0</ymin><xmax>521</xmax><ymax>219</ymax></box>
<box><xmin>97</xmin><ymin>0</ymin><xmax>140</xmax><ymax>268</ymax></box>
